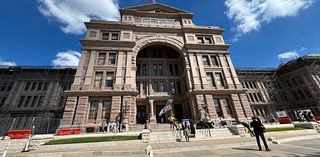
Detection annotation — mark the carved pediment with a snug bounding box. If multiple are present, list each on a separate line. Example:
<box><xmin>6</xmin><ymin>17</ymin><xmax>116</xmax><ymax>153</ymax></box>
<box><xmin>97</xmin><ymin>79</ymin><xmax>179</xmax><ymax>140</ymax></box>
<box><xmin>122</xmin><ymin>3</ymin><xmax>192</xmax><ymax>14</ymax></box>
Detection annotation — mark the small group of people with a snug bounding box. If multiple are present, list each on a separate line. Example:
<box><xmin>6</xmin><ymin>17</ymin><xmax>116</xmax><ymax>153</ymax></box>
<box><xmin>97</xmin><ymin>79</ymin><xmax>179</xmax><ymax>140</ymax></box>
<box><xmin>101</xmin><ymin>120</ymin><xmax>120</xmax><ymax>133</ymax></box>
<box><xmin>169</xmin><ymin>117</ymin><xmax>196</xmax><ymax>142</ymax></box>
<box><xmin>296</xmin><ymin>110</ymin><xmax>316</xmax><ymax>122</ymax></box>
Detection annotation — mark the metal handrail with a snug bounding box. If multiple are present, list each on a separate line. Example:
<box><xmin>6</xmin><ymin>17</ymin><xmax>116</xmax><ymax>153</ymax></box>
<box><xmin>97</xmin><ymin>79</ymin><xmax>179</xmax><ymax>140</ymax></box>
<box><xmin>200</xmin><ymin>121</ymin><xmax>212</xmax><ymax>137</ymax></box>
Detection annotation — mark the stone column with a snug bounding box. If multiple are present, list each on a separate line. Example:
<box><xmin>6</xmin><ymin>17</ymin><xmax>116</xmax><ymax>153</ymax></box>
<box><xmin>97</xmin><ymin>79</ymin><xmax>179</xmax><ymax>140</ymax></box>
<box><xmin>195</xmin><ymin>95</ymin><xmax>205</xmax><ymax>120</ymax></box>
<box><xmin>82</xmin><ymin>51</ymin><xmax>97</xmax><ymax>90</ymax></box>
<box><xmin>60</xmin><ymin>96</ymin><xmax>78</xmax><ymax>127</ymax></box>
<box><xmin>73</xmin><ymin>96</ymin><xmax>89</xmax><ymax>131</ymax></box>
<box><xmin>110</xmin><ymin>96</ymin><xmax>121</xmax><ymax>122</ymax></box>
<box><xmin>196</xmin><ymin>54</ymin><xmax>209</xmax><ymax>89</ymax></box>
<box><xmin>124</xmin><ymin>52</ymin><xmax>132</xmax><ymax>90</ymax></box>
<box><xmin>189</xmin><ymin>54</ymin><xmax>201</xmax><ymax>89</ymax></box>
<box><xmin>149</xmin><ymin>99</ymin><xmax>156</xmax><ymax>123</ymax></box>
<box><xmin>114</xmin><ymin>52</ymin><xmax>125</xmax><ymax>90</ymax></box>
<box><xmin>71</xmin><ymin>50</ymin><xmax>89</xmax><ymax>90</ymax></box>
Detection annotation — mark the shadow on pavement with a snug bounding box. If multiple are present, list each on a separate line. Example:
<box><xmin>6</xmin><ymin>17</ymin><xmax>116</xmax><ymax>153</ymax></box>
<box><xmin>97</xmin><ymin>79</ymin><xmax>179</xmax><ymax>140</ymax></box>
<box><xmin>288</xmin><ymin>152</ymin><xmax>320</xmax><ymax>157</ymax></box>
<box><xmin>231</xmin><ymin>147</ymin><xmax>259</xmax><ymax>151</ymax></box>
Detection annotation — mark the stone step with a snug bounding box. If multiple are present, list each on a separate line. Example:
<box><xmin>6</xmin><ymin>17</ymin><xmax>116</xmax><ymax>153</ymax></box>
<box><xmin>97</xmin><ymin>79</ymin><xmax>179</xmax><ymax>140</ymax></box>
<box><xmin>149</xmin><ymin>132</ymin><xmax>176</xmax><ymax>143</ymax></box>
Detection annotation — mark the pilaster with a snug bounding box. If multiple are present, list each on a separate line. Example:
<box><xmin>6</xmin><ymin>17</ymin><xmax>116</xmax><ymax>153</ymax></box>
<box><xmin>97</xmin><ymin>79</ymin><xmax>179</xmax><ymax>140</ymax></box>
<box><xmin>83</xmin><ymin>51</ymin><xmax>97</xmax><ymax>90</ymax></box>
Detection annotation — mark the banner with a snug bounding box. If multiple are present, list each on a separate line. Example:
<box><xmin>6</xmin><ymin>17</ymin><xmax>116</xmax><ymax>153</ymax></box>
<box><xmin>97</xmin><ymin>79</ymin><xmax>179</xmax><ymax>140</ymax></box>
<box><xmin>158</xmin><ymin>99</ymin><xmax>173</xmax><ymax>116</ymax></box>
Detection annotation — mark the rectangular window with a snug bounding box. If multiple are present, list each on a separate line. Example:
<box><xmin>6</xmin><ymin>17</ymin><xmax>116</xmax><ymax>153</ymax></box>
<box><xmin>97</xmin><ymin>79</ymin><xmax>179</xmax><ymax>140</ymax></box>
<box><xmin>142</xmin><ymin>64</ymin><xmax>147</xmax><ymax>76</ymax></box>
<box><xmin>94</xmin><ymin>72</ymin><xmax>103</xmax><ymax>88</ymax></box>
<box><xmin>98</xmin><ymin>53</ymin><xmax>106</xmax><ymax>65</ymax></box>
<box><xmin>197</xmin><ymin>36</ymin><xmax>214</xmax><ymax>44</ymax></box>
<box><xmin>159</xmin><ymin>81</ymin><xmax>165</xmax><ymax>92</ymax></box>
<box><xmin>102</xmin><ymin>32</ymin><xmax>120</xmax><ymax>40</ymax></box>
<box><xmin>108</xmin><ymin>53</ymin><xmax>116</xmax><ymax>65</ymax></box>
<box><xmin>103</xmin><ymin>100</ymin><xmax>112</xmax><ymax>121</ymax></box>
<box><xmin>106</xmin><ymin>72</ymin><xmax>114</xmax><ymax>87</ymax></box>
<box><xmin>37</xmin><ymin>96</ymin><xmax>44</xmax><ymax>107</ymax></box>
<box><xmin>215</xmin><ymin>73</ymin><xmax>224</xmax><ymax>87</ymax></box>
<box><xmin>257</xmin><ymin>93</ymin><xmax>264</xmax><ymax>102</ymax></box>
<box><xmin>24</xmin><ymin>96</ymin><xmax>32</xmax><ymax>107</ymax></box>
<box><xmin>204</xmin><ymin>37</ymin><xmax>213</xmax><ymax>44</ymax></box>
<box><xmin>197</xmin><ymin>37</ymin><xmax>204</xmax><ymax>44</ymax></box>
<box><xmin>222</xmin><ymin>98</ymin><xmax>232</xmax><ymax>115</ymax></box>
<box><xmin>111</xmin><ymin>32</ymin><xmax>120</xmax><ymax>40</ymax></box>
<box><xmin>31</xmin><ymin>96</ymin><xmax>38</xmax><ymax>107</ymax></box>
<box><xmin>158</xmin><ymin>64</ymin><xmax>164</xmax><ymax>76</ymax></box>
<box><xmin>143</xmin><ymin>81</ymin><xmax>147</xmax><ymax>95</ymax></box>
<box><xmin>153</xmin><ymin>64</ymin><xmax>158</xmax><ymax>76</ymax></box>
<box><xmin>207</xmin><ymin>73</ymin><xmax>215</xmax><ymax>87</ymax></box>
<box><xmin>153</xmin><ymin>81</ymin><xmax>159</xmax><ymax>92</ymax></box>
<box><xmin>170</xmin><ymin>81</ymin><xmax>176</xmax><ymax>95</ymax></box>
<box><xmin>151</xmin><ymin>18</ymin><xmax>158</xmax><ymax>24</ymax></box>
<box><xmin>210</xmin><ymin>56</ymin><xmax>220</xmax><ymax>66</ymax></box>
<box><xmin>166</xmin><ymin>19</ymin><xmax>174</xmax><ymax>25</ymax></box>
<box><xmin>25</xmin><ymin>82</ymin><xmax>31</xmax><ymax>91</ymax></box>
<box><xmin>253</xmin><ymin>93</ymin><xmax>259</xmax><ymax>102</ymax></box>
<box><xmin>102</xmin><ymin>32</ymin><xmax>110</xmax><ymax>40</ymax></box>
<box><xmin>249</xmin><ymin>93</ymin><xmax>255</xmax><ymax>102</ymax></box>
<box><xmin>89</xmin><ymin>100</ymin><xmax>99</xmax><ymax>120</ymax></box>
<box><xmin>37</xmin><ymin>82</ymin><xmax>43</xmax><ymax>91</ymax></box>
<box><xmin>142</xmin><ymin>17</ymin><xmax>150</xmax><ymax>24</ymax></box>
<box><xmin>159</xmin><ymin>19</ymin><xmax>166</xmax><ymax>24</ymax></box>
<box><xmin>43</xmin><ymin>82</ymin><xmax>49</xmax><ymax>91</ymax></box>
<box><xmin>213</xmin><ymin>98</ymin><xmax>223</xmax><ymax>117</ymax></box>
<box><xmin>134</xmin><ymin>17</ymin><xmax>141</xmax><ymax>23</ymax></box>
<box><xmin>202</xmin><ymin>56</ymin><xmax>210</xmax><ymax>66</ymax></box>
<box><xmin>18</xmin><ymin>96</ymin><xmax>25</xmax><ymax>107</ymax></box>
<box><xmin>169</xmin><ymin>64</ymin><xmax>174</xmax><ymax>76</ymax></box>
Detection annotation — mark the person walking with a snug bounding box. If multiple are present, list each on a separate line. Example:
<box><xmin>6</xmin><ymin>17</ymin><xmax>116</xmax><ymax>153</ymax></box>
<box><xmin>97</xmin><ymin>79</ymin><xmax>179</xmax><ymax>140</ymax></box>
<box><xmin>102</xmin><ymin>120</ymin><xmax>107</xmax><ymax>133</ymax></box>
<box><xmin>182</xmin><ymin>119</ymin><xmax>190</xmax><ymax>142</ymax></box>
<box><xmin>250</xmin><ymin>117</ymin><xmax>271</xmax><ymax>151</ymax></box>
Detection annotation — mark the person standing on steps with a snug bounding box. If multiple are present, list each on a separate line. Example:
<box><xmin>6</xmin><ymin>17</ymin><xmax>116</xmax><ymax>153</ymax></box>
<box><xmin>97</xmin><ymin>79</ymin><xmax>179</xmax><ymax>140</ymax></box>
<box><xmin>250</xmin><ymin>117</ymin><xmax>271</xmax><ymax>151</ymax></box>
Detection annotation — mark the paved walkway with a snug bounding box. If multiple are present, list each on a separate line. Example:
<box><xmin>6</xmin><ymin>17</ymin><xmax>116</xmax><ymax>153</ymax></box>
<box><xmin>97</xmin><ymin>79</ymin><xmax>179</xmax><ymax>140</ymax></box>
<box><xmin>2</xmin><ymin>131</ymin><xmax>320</xmax><ymax>157</ymax></box>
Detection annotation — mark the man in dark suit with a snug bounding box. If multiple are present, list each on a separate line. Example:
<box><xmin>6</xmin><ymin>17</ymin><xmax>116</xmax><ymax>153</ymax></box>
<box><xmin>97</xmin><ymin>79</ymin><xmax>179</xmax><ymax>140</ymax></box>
<box><xmin>250</xmin><ymin>117</ymin><xmax>271</xmax><ymax>151</ymax></box>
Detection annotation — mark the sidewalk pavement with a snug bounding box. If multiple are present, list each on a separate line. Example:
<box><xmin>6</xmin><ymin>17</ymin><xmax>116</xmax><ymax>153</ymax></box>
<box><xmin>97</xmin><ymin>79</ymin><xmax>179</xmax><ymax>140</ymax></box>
<box><xmin>3</xmin><ymin>131</ymin><xmax>320</xmax><ymax>157</ymax></box>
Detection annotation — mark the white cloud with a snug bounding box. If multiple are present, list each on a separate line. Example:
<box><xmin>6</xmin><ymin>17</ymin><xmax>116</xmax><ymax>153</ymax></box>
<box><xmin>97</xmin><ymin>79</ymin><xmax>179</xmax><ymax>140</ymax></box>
<box><xmin>225</xmin><ymin>0</ymin><xmax>314</xmax><ymax>37</ymax></box>
<box><xmin>278</xmin><ymin>51</ymin><xmax>299</xmax><ymax>60</ymax></box>
<box><xmin>52</xmin><ymin>50</ymin><xmax>81</xmax><ymax>66</ymax></box>
<box><xmin>0</xmin><ymin>58</ymin><xmax>16</xmax><ymax>66</ymax></box>
<box><xmin>38</xmin><ymin>0</ymin><xmax>120</xmax><ymax>34</ymax></box>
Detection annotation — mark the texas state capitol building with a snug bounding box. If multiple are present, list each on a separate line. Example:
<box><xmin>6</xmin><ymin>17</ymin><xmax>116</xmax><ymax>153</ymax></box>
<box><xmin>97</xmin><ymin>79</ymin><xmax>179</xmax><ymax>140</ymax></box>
<box><xmin>60</xmin><ymin>3</ymin><xmax>253</xmax><ymax>132</ymax></box>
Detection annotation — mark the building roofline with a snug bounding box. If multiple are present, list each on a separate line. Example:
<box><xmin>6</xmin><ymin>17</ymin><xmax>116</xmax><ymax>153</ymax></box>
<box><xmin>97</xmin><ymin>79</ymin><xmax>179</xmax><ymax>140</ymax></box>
<box><xmin>0</xmin><ymin>65</ymin><xmax>77</xmax><ymax>70</ymax></box>
<box><xmin>121</xmin><ymin>2</ymin><xmax>193</xmax><ymax>15</ymax></box>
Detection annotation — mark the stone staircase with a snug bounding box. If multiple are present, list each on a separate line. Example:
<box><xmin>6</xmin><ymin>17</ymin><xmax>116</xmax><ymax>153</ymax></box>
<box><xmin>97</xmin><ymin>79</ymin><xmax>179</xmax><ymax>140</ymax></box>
<box><xmin>132</xmin><ymin>124</ymin><xmax>171</xmax><ymax>132</ymax></box>
<box><xmin>149</xmin><ymin>131</ymin><xmax>177</xmax><ymax>143</ymax></box>
<box><xmin>194</xmin><ymin>128</ymin><xmax>239</xmax><ymax>140</ymax></box>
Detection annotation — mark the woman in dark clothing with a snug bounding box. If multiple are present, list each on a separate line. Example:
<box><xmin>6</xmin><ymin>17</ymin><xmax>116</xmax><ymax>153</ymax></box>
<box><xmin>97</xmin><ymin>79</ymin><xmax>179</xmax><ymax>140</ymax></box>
<box><xmin>250</xmin><ymin>117</ymin><xmax>271</xmax><ymax>151</ymax></box>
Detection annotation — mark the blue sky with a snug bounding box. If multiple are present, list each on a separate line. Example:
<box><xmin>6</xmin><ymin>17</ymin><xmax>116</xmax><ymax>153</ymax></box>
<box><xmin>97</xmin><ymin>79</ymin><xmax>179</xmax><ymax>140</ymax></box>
<box><xmin>0</xmin><ymin>0</ymin><xmax>319</xmax><ymax>68</ymax></box>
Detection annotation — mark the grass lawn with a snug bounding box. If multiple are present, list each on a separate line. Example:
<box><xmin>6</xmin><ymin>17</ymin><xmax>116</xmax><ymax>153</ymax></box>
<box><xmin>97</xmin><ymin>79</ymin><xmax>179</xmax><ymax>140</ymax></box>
<box><xmin>266</xmin><ymin>127</ymin><xmax>306</xmax><ymax>132</ymax></box>
<box><xmin>45</xmin><ymin>135</ymin><xmax>140</xmax><ymax>145</ymax></box>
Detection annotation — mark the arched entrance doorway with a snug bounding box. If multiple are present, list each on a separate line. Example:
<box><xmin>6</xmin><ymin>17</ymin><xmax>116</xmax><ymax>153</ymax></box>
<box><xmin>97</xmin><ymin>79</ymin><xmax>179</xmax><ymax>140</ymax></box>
<box><xmin>135</xmin><ymin>44</ymin><xmax>190</xmax><ymax>124</ymax></box>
